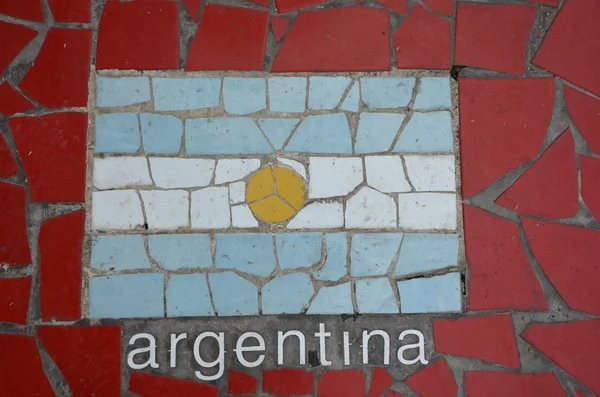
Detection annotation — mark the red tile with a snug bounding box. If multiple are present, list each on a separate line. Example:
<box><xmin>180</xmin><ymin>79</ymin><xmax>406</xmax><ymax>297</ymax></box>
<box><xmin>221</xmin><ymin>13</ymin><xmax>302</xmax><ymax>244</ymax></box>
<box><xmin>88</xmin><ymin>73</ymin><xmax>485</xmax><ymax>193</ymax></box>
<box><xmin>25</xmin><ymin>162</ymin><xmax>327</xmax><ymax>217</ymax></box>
<box><xmin>183</xmin><ymin>0</ymin><xmax>201</xmax><ymax>21</ymax></box>
<box><xmin>533</xmin><ymin>0</ymin><xmax>600</xmax><ymax>97</ymax></box>
<box><xmin>97</xmin><ymin>0</ymin><xmax>179</xmax><ymax>70</ymax></box>
<box><xmin>275</xmin><ymin>0</ymin><xmax>327</xmax><ymax>13</ymax></box>
<box><xmin>423</xmin><ymin>0</ymin><xmax>453</xmax><ymax>16</ymax></box>
<box><xmin>465</xmin><ymin>371</ymin><xmax>568</xmax><ymax>397</ymax></box>
<box><xmin>394</xmin><ymin>3</ymin><xmax>450</xmax><ymax>69</ymax></box>
<box><xmin>522</xmin><ymin>320</ymin><xmax>600</xmax><ymax>396</ymax></box>
<box><xmin>0</xmin><ymin>0</ymin><xmax>44</xmax><ymax>22</ymax></box>
<box><xmin>228</xmin><ymin>369</ymin><xmax>258</xmax><ymax>395</ymax></box>
<box><xmin>455</xmin><ymin>3</ymin><xmax>536</xmax><ymax>75</ymax></box>
<box><xmin>386</xmin><ymin>392</ymin><xmax>406</xmax><ymax>397</ymax></box>
<box><xmin>251</xmin><ymin>0</ymin><xmax>270</xmax><ymax>7</ymax></box>
<box><xmin>0</xmin><ymin>133</ymin><xmax>19</xmax><ymax>178</ymax></box>
<box><xmin>0</xmin><ymin>276</ymin><xmax>31</xmax><ymax>324</ymax></box>
<box><xmin>574</xmin><ymin>388</ymin><xmax>587</xmax><ymax>397</ymax></box>
<box><xmin>273</xmin><ymin>6</ymin><xmax>390</xmax><ymax>72</ymax></box>
<box><xmin>0</xmin><ymin>182</ymin><xmax>31</xmax><ymax>266</ymax></box>
<box><xmin>272</xmin><ymin>16</ymin><xmax>290</xmax><ymax>42</ymax></box>
<box><xmin>264</xmin><ymin>368</ymin><xmax>314</xmax><ymax>396</ymax></box>
<box><xmin>0</xmin><ymin>21</ymin><xmax>38</xmax><ymax>75</ymax></box>
<box><xmin>581</xmin><ymin>155</ymin><xmax>600</xmax><ymax>222</ymax></box>
<box><xmin>464</xmin><ymin>206</ymin><xmax>547</xmax><ymax>311</ymax></box>
<box><xmin>38</xmin><ymin>326</ymin><xmax>121</xmax><ymax>397</ymax></box>
<box><xmin>564</xmin><ymin>86</ymin><xmax>600</xmax><ymax>154</ymax></box>
<box><xmin>0</xmin><ymin>334</ymin><xmax>54</xmax><ymax>396</ymax></box>
<box><xmin>368</xmin><ymin>367</ymin><xmax>393</xmax><ymax>397</ymax></box>
<box><xmin>39</xmin><ymin>210</ymin><xmax>84</xmax><ymax>321</ymax></box>
<box><xmin>523</xmin><ymin>218</ymin><xmax>600</xmax><ymax>316</ymax></box>
<box><xmin>129</xmin><ymin>371</ymin><xmax>220</xmax><ymax>397</ymax></box>
<box><xmin>48</xmin><ymin>0</ymin><xmax>90</xmax><ymax>22</ymax></box>
<box><xmin>529</xmin><ymin>0</ymin><xmax>560</xmax><ymax>4</ymax></box>
<box><xmin>318</xmin><ymin>369</ymin><xmax>366</xmax><ymax>397</ymax></box>
<box><xmin>19</xmin><ymin>28</ymin><xmax>91</xmax><ymax>108</ymax></box>
<box><xmin>0</xmin><ymin>82</ymin><xmax>35</xmax><ymax>116</ymax></box>
<box><xmin>186</xmin><ymin>4</ymin><xmax>269</xmax><ymax>71</ymax></box>
<box><xmin>10</xmin><ymin>113</ymin><xmax>87</xmax><ymax>203</ymax></box>
<box><xmin>459</xmin><ymin>78</ymin><xmax>554</xmax><ymax>197</ymax></box>
<box><xmin>405</xmin><ymin>358</ymin><xmax>457</xmax><ymax>397</ymax></box>
<box><xmin>433</xmin><ymin>313</ymin><xmax>520</xmax><ymax>368</ymax></box>
<box><xmin>495</xmin><ymin>130</ymin><xmax>578</xmax><ymax>219</ymax></box>
<box><xmin>377</xmin><ymin>0</ymin><xmax>407</xmax><ymax>15</ymax></box>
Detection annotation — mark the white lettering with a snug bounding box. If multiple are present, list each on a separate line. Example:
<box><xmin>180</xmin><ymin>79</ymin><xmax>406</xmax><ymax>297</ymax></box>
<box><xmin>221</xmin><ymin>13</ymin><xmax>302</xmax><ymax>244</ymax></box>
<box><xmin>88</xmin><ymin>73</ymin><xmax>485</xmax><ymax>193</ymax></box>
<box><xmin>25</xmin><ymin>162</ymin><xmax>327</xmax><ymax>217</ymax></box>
<box><xmin>277</xmin><ymin>330</ymin><xmax>306</xmax><ymax>365</ymax></box>
<box><xmin>127</xmin><ymin>333</ymin><xmax>159</xmax><ymax>370</ymax></box>
<box><xmin>397</xmin><ymin>330</ymin><xmax>428</xmax><ymax>365</ymax></box>
<box><xmin>314</xmin><ymin>323</ymin><xmax>332</xmax><ymax>366</ymax></box>
<box><xmin>193</xmin><ymin>332</ymin><xmax>225</xmax><ymax>381</ymax></box>
<box><xmin>235</xmin><ymin>332</ymin><xmax>265</xmax><ymax>368</ymax></box>
<box><xmin>343</xmin><ymin>331</ymin><xmax>351</xmax><ymax>365</ymax></box>
<box><xmin>169</xmin><ymin>333</ymin><xmax>187</xmax><ymax>368</ymax></box>
<box><xmin>362</xmin><ymin>330</ymin><xmax>390</xmax><ymax>365</ymax></box>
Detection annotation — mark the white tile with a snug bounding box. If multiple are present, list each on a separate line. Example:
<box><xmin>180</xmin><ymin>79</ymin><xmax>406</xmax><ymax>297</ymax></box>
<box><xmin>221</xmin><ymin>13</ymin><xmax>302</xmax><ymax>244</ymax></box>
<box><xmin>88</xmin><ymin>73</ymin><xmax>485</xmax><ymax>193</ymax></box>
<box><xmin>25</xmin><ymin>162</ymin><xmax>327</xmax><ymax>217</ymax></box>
<box><xmin>92</xmin><ymin>190</ymin><xmax>144</xmax><ymax>230</ymax></box>
<box><xmin>214</xmin><ymin>159</ymin><xmax>261</xmax><ymax>184</ymax></box>
<box><xmin>93</xmin><ymin>157</ymin><xmax>152</xmax><ymax>190</ymax></box>
<box><xmin>365</xmin><ymin>155</ymin><xmax>411</xmax><ymax>193</ymax></box>
<box><xmin>140</xmin><ymin>190</ymin><xmax>189</xmax><ymax>230</ymax></box>
<box><xmin>345</xmin><ymin>186</ymin><xmax>396</xmax><ymax>229</ymax></box>
<box><xmin>404</xmin><ymin>155</ymin><xmax>456</xmax><ymax>192</ymax></box>
<box><xmin>277</xmin><ymin>158</ymin><xmax>307</xmax><ymax>179</ymax></box>
<box><xmin>398</xmin><ymin>193</ymin><xmax>456</xmax><ymax>230</ymax></box>
<box><xmin>232</xmin><ymin>205</ymin><xmax>259</xmax><ymax>228</ymax></box>
<box><xmin>149</xmin><ymin>158</ymin><xmax>214</xmax><ymax>188</ymax></box>
<box><xmin>229</xmin><ymin>181</ymin><xmax>246</xmax><ymax>204</ymax></box>
<box><xmin>287</xmin><ymin>202</ymin><xmax>344</xmax><ymax>229</ymax></box>
<box><xmin>308</xmin><ymin>157</ymin><xmax>363</xmax><ymax>198</ymax></box>
<box><xmin>191</xmin><ymin>187</ymin><xmax>231</xmax><ymax>229</ymax></box>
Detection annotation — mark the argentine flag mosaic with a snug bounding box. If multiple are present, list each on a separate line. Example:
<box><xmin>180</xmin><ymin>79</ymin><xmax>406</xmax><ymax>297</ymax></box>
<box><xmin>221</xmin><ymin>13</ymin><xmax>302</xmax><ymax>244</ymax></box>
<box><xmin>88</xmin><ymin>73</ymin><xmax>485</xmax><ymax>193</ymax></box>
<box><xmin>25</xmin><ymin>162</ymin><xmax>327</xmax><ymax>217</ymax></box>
<box><xmin>88</xmin><ymin>72</ymin><xmax>463</xmax><ymax>318</ymax></box>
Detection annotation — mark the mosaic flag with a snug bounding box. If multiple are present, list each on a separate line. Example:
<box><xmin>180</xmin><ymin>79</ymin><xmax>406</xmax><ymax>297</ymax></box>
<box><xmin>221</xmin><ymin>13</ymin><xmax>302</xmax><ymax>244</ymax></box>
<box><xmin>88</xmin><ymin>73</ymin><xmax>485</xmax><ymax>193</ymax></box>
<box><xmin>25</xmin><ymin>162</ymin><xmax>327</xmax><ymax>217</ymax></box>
<box><xmin>89</xmin><ymin>73</ymin><xmax>462</xmax><ymax>318</ymax></box>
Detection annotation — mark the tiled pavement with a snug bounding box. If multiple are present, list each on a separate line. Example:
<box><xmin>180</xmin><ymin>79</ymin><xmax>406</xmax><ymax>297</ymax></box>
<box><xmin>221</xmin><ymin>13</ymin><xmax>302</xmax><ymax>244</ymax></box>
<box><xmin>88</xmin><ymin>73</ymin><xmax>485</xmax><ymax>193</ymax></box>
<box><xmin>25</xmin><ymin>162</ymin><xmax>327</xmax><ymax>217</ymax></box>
<box><xmin>1</xmin><ymin>0</ymin><xmax>599</xmax><ymax>396</ymax></box>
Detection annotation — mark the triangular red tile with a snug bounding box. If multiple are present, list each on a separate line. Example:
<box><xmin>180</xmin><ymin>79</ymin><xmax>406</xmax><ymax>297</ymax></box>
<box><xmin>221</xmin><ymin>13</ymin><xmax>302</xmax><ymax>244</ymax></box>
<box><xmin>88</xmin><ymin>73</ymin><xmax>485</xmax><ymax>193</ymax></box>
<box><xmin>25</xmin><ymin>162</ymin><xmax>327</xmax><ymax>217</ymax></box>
<box><xmin>581</xmin><ymin>155</ymin><xmax>600</xmax><ymax>222</ymax></box>
<box><xmin>377</xmin><ymin>0</ymin><xmax>407</xmax><ymax>14</ymax></box>
<box><xmin>183</xmin><ymin>0</ymin><xmax>201</xmax><ymax>21</ymax></box>
<box><xmin>0</xmin><ymin>82</ymin><xmax>35</xmax><ymax>116</ymax></box>
<box><xmin>228</xmin><ymin>369</ymin><xmax>258</xmax><ymax>395</ymax></box>
<box><xmin>0</xmin><ymin>0</ymin><xmax>44</xmax><ymax>22</ymax></box>
<box><xmin>0</xmin><ymin>21</ymin><xmax>38</xmax><ymax>75</ymax></box>
<box><xmin>405</xmin><ymin>358</ymin><xmax>457</xmax><ymax>397</ymax></box>
<box><xmin>565</xmin><ymin>86</ymin><xmax>600</xmax><ymax>154</ymax></box>
<box><xmin>523</xmin><ymin>218</ymin><xmax>600</xmax><ymax>316</ymax></box>
<box><xmin>465</xmin><ymin>371</ymin><xmax>568</xmax><ymax>397</ymax></box>
<box><xmin>272</xmin><ymin>16</ymin><xmax>290</xmax><ymax>41</ymax></box>
<box><xmin>496</xmin><ymin>130</ymin><xmax>578</xmax><ymax>219</ymax></box>
<box><xmin>0</xmin><ymin>334</ymin><xmax>54</xmax><ymax>395</ymax></box>
<box><xmin>522</xmin><ymin>320</ymin><xmax>600</xmax><ymax>396</ymax></box>
<box><xmin>368</xmin><ymin>367</ymin><xmax>394</xmax><ymax>397</ymax></box>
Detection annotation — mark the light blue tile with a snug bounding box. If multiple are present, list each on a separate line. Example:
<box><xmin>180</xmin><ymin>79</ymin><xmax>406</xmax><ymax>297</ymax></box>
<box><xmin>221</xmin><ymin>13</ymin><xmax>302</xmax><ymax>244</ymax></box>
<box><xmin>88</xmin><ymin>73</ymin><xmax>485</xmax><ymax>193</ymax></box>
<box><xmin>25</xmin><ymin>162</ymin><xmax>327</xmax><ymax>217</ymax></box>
<box><xmin>96</xmin><ymin>76</ymin><xmax>151</xmax><ymax>107</ymax></box>
<box><xmin>355</xmin><ymin>278</ymin><xmax>399</xmax><ymax>313</ymax></box>
<box><xmin>413</xmin><ymin>77</ymin><xmax>451</xmax><ymax>109</ymax></box>
<box><xmin>262</xmin><ymin>273</ymin><xmax>314</xmax><ymax>314</ymax></box>
<box><xmin>393</xmin><ymin>111</ymin><xmax>453</xmax><ymax>153</ymax></box>
<box><xmin>91</xmin><ymin>235</ymin><xmax>151</xmax><ymax>271</ymax></box>
<box><xmin>307</xmin><ymin>283</ymin><xmax>353</xmax><ymax>314</ymax></box>
<box><xmin>95</xmin><ymin>113</ymin><xmax>140</xmax><ymax>153</ymax></box>
<box><xmin>152</xmin><ymin>77</ymin><xmax>221</xmax><ymax>111</ymax></box>
<box><xmin>223</xmin><ymin>78</ymin><xmax>266</xmax><ymax>115</ymax></box>
<box><xmin>258</xmin><ymin>118</ymin><xmax>300</xmax><ymax>149</ymax></box>
<box><xmin>167</xmin><ymin>274</ymin><xmax>214</xmax><ymax>317</ymax></box>
<box><xmin>394</xmin><ymin>234</ymin><xmax>459</xmax><ymax>277</ymax></box>
<box><xmin>355</xmin><ymin>113</ymin><xmax>406</xmax><ymax>153</ymax></box>
<box><xmin>276</xmin><ymin>233</ymin><xmax>322</xmax><ymax>270</ymax></box>
<box><xmin>186</xmin><ymin>117</ymin><xmax>273</xmax><ymax>155</ymax></box>
<box><xmin>90</xmin><ymin>273</ymin><xmax>164</xmax><ymax>318</ymax></box>
<box><xmin>215</xmin><ymin>233</ymin><xmax>276</xmax><ymax>277</ymax></box>
<box><xmin>351</xmin><ymin>233</ymin><xmax>403</xmax><ymax>276</ymax></box>
<box><xmin>397</xmin><ymin>272</ymin><xmax>461</xmax><ymax>313</ymax></box>
<box><xmin>148</xmin><ymin>234</ymin><xmax>212</xmax><ymax>270</ymax></box>
<box><xmin>285</xmin><ymin>113</ymin><xmax>352</xmax><ymax>154</ymax></box>
<box><xmin>269</xmin><ymin>77</ymin><xmax>307</xmax><ymax>112</ymax></box>
<box><xmin>314</xmin><ymin>233</ymin><xmax>347</xmax><ymax>281</ymax></box>
<box><xmin>140</xmin><ymin>113</ymin><xmax>182</xmax><ymax>154</ymax></box>
<box><xmin>340</xmin><ymin>82</ymin><xmax>359</xmax><ymax>112</ymax></box>
<box><xmin>308</xmin><ymin>76</ymin><xmax>351</xmax><ymax>110</ymax></box>
<box><xmin>361</xmin><ymin>77</ymin><xmax>415</xmax><ymax>108</ymax></box>
<box><xmin>210</xmin><ymin>272</ymin><xmax>258</xmax><ymax>316</ymax></box>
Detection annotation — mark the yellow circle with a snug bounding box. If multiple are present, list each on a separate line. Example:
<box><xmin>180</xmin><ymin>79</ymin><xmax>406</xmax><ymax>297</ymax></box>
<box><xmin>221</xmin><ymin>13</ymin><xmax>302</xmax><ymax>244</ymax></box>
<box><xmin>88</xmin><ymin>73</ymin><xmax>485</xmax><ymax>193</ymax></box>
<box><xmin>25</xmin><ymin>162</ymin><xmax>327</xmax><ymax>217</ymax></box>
<box><xmin>246</xmin><ymin>166</ymin><xmax>306</xmax><ymax>223</ymax></box>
